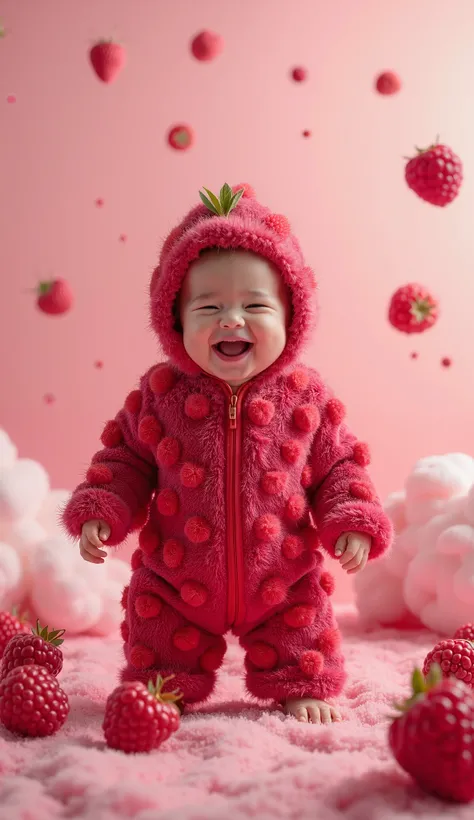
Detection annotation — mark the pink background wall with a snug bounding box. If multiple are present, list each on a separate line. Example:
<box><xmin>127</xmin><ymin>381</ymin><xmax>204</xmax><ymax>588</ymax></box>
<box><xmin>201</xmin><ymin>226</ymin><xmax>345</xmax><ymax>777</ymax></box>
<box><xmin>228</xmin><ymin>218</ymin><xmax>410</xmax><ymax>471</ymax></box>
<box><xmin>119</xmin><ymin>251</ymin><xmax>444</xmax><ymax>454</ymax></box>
<box><xmin>1</xmin><ymin>0</ymin><xmax>473</xmax><ymax>602</ymax></box>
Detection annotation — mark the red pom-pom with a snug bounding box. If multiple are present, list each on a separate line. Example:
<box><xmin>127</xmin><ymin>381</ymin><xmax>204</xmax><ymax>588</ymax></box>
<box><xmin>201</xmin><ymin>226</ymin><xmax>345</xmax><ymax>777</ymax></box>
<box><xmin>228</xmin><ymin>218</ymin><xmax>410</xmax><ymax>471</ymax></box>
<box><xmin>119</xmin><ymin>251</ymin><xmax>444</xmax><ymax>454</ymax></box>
<box><xmin>283</xmin><ymin>604</ymin><xmax>316</xmax><ymax>628</ymax></box>
<box><xmin>349</xmin><ymin>482</ymin><xmax>375</xmax><ymax>502</ymax></box>
<box><xmin>156</xmin><ymin>437</ymin><xmax>181</xmax><ymax>467</ymax></box>
<box><xmin>124</xmin><ymin>389</ymin><xmax>142</xmax><ymax>414</ymax></box>
<box><xmin>130</xmin><ymin>644</ymin><xmax>156</xmax><ymax>669</ymax></box>
<box><xmin>173</xmin><ymin>626</ymin><xmax>201</xmax><ymax>651</ymax></box>
<box><xmin>149</xmin><ymin>365</ymin><xmax>175</xmax><ymax>395</ymax></box>
<box><xmin>180</xmin><ymin>581</ymin><xmax>208</xmax><ymax>608</ymax></box>
<box><xmin>156</xmin><ymin>489</ymin><xmax>179</xmax><ymax>516</ymax></box>
<box><xmin>260</xmin><ymin>576</ymin><xmax>287</xmax><ymax>606</ymax></box>
<box><xmin>353</xmin><ymin>442</ymin><xmax>371</xmax><ymax>467</ymax></box>
<box><xmin>180</xmin><ymin>463</ymin><xmax>205</xmax><ymax>488</ymax></box>
<box><xmin>293</xmin><ymin>405</ymin><xmax>320</xmax><ymax>433</ymax></box>
<box><xmin>326</xmin><ymin>398</ymin><xmax>346</xmax><ymax>425</ymax></box>
<box><xmin>86</xmin><ymin>464</ymin><xmax>113</xmax><ymax>484</ymax></box>
<box><xmin>264</xmin><ymin>213</ymin><xmax>291</xmax><ymax>238</ymax></box>
<box><xmin>247</xmin><ymin>398</ymin><xmax>275</xmax><ymax>427</ymax></box>
<box><xmin>247</xmin><ymin>642</ymin><xmax>278</xmax><ymax>670</ymax></box>
<box><xmin>281</xmin><ymin>439</ymin><xmax>302</xmax><ymax>464</ymax></box>
<box><xmin>320</xmin><ymin>571</ymin><xmax>335</xmax><ymax>596</ymax></box>
<box><xmin>101</xmin><ymin>419</ymin><xmax>123</xmax><ymax>448</ymax></box>
<box><xmin>120</xmin><ymin>620</ymin><xmax>129</xmax><ymax>642</ymax></box>
<box><xmin>138</xmin><ymin>416</ymin><xmax>162</xmax><ymax>446</ymax></box>
<box><xmin>232</xmin><ymin>183</ymin><xmax>255</xmax><ymax>199</ymax></box>
<box><xmin>253</xmin><ymin>513</ymin><xmax>281</xmax><ymax>541</ymax></box>
<box><xmin>300</xmin><ymin>650</ymin><xmax>324</xmax><ymax>677</ymax></box>
<box><xmin>285</xmin><ymin>494</ymin><xmax>306</xmax><ymax>521</ymax></box>
<box><xmin>134</xmin><ymin>593</ymin><xmax>162</xmax><ymax>619</ymax></box>
<box><xmin>282</xmin><ymin>534</ymin><xmax>305</xmax><ymax>560</ymax></box>
<box><xmin>184</xmin><ymin>516</ymin><xmax>211</xmax><ymax>543</ymax></box>
<box><xmin>301</xmin><ymin>464</ymin><xmax>313</xmax><ymax>488</ymax></box>
<box><xmin>163</xmin><ymin>538</ymin><xmax>185</xmax><ymax>568</ymax></box>
<box><xmin>261</xmin><ymin>470</ymin><xmax>288</xmax><ymax>495</ymax></box>
<box><xmin>318</xmin><ymin>627</ymin><xmax>341</xmax><ymax>654</ymax></box>
<box><xmin>287</xmin><ymin>368</ymin><xmax>309</xmax><ymax>391</ymax></box>
<box><xmin>184</xmin><ymin>393</ymin><xmax>210</xmax><ymax>419</ymax></box>
<box><xmin>131</xmin><ymin>548</ymin><xmax>144</xmax><ymax>570</ymax></box>
<box><xmin>139</xmin><ymin>527</ymin><xmax>159</xmax><ymax>555</ymax></box>
<box><xmin>200</xmin><ymin>638</ymin><xmax>227</xmax><ymax>672</ymax></box>
<box><xmin>121</xmin><ymin>585</ymin><xmax>129</xmax><ymax>610</ymax></box>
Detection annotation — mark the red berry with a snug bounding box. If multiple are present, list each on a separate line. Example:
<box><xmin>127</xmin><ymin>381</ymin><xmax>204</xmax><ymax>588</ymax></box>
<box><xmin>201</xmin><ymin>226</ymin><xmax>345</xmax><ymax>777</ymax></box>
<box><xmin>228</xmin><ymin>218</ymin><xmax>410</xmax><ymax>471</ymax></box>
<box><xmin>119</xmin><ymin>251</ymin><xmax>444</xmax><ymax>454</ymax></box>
<box><xmin>291</xmin><ymin>67</ymin><xmax>307</xmax><ymax>82</ymax></box>
<box><xmin>441</xmin><ymin>356</ymin><xmax>452</xmax><ymax>368</ymax></box>
<box><xmin>388</xmin><ymin>283</ymin><xmax>439</xmax><ymax>334</ymax></box>
<box><xmin>0</xmin><ymin>611</ymin><xmax>30</xmax><ymax>658</ymax></box>
<box><xmin>455</xmin><ymin>624</ymin><xmax>474</xmax><ymax>642</ymax></box>
<box><xmin>302</xmin><ymin>129</ymin><xmax>311</xmax><ymax>138</ymax></box>
<box><xmin>168</xmin><ymin>124</ymin><xmax>194</xmax><ymax>151</ymax></box>
<box><xmin>36</xmin><ymin>278</ymin><xmax>73</xmax><ymax>316</ymax></box>
<box><xmin>375</xmin><ymin>71</ymin><xmax>401</xmax><ymax>95</ymax></box>
<box><xmin>103</xmin><ymin>675</ymin><xmax>182</xmax><ymax>753</ymax></box>
<box><xmin>423</xmin><ymin>638</ymin><xmax>474</xmax><ymax>686</ymax></box>
<box><xmin>0</xmin><ymin>620</ymin><xmax>65</xmax><ymax>680</ymax></box>
<box><xmin>405</xmin><ymin>142</ymin><xmax>463</xmax><ymax>207</ymax></box>
<box><xmin>389</xmin><ymin>666</ymin><xmax>474</xmax><ymax>803</ymax></box>
<box><xmin>89</xmin><ymin>40</ymin><xmax>126</xmax><ymax>83</ymax></box>
<box><xmin>191</xmin><ymin>30</ymin><xmax>224</xmax><ymax>62</ymax></box>
<box><xmin>0</xmin><ymin>664</ymin><xmax>69</xmax><ymax>737</ymax></box>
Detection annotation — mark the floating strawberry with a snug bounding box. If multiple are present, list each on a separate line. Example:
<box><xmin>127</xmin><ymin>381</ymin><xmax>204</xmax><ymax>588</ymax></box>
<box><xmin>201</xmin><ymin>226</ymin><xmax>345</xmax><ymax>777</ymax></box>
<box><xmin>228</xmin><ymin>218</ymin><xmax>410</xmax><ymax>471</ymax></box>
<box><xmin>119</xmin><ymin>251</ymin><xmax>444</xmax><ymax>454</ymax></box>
<box><xmin>375</xmin><ymin>71</ymin><xmax>401</xmax><ymax>95</ymax></box>
<box><xmin>423</xmin><ymin>638</ymin><xmax>474</xmax><ymax>686</ymax></box>
<box><xmin>455</xmin><ymin>623</ymin><xmax>474</xmax><ymax>641</ymax></box>
<box><xmin>89</xmin><ymin>40</ymin><xmax>126</xmax><ymax>83</ymax></box>
<box><xmin>405</xmin><ymin>140</ymin><xmax>463</xmax><ymax>206</ymax></box>
<box><xmin>36</xmin><ymin>278</ymin><xmax>73</xmax><ymax>316</ymax></box>
<box><xmin>0</xmin><ymin>610</ymin><xmax>30</xmax><ymax>658</ymax></box>
<box><xmin>0</xmin><ymin>664</ymin><xmax>69</xmax><ymax>737</ymax></box>
<box><xmin>103</xmin><ymin>674</ymin><xmax>182</xmax><ymax>753</ymax></box>
<box><xmin>168</xmin><ymin>124</ymin><xmax>194</xmax><ymax>151</ymax></box>
<box><xmin>191</xmin><ymin>30</ymin><xmax>223</xmax><ymax>62</ymax></box>
<box><xmin>0</xmin><ymin>620</ymin><xmax>65</xmax><ymax>680</ymax></box>
<box><xmin>388</xmin><ymin>283</ymin><xmax>439</xmax><ymax>334</ymax></box>
<box><xmin>389</xmin><ymin>665</ymin><xmax>474</xmax><ymax>803</ymax></box>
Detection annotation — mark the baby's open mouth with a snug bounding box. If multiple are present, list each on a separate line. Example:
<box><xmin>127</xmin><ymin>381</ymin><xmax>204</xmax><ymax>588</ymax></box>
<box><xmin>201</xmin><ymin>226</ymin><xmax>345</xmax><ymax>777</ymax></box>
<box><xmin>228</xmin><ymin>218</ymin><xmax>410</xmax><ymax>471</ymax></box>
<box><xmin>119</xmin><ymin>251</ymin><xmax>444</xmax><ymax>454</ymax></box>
<box><xmin>212</xmin><ymin>341</ymin><xmax>253</xmax><ymax>358</ymax></box>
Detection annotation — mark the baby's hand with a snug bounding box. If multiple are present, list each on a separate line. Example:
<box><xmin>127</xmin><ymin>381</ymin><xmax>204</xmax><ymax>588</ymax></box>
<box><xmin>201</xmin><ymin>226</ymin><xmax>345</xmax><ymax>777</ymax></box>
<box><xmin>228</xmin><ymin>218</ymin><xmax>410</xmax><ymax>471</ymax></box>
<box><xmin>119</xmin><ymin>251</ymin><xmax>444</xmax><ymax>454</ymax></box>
<box><xmin>334</xmin><ymin>532</ymin><xmax>371</xmax><ymax>574</ymax></box>
<box><xmin>80</xmin><ymin>519</ymin><xmax>111</xmax><ymax>564</ymax></box>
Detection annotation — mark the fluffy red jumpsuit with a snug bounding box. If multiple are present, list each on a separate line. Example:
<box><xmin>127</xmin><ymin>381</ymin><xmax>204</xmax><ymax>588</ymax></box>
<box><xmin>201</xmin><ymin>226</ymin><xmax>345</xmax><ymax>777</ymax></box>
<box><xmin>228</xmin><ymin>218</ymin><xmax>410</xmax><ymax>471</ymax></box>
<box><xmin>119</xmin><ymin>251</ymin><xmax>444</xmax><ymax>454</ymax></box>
<box><xmin>63</xmin><ymin>184</ymin><xmax>393</xmax><ymax>707</ymax></box>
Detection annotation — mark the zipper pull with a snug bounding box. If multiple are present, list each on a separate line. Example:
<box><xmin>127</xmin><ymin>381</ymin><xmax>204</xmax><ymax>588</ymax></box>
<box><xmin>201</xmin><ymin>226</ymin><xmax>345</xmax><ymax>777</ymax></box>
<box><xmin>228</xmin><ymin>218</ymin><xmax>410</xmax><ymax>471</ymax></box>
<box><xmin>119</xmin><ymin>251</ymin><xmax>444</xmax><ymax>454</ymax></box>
<box><xmin>229</xmin><ymin>395</ymin><xmax>237</xmax><ymax>429</ymax></box>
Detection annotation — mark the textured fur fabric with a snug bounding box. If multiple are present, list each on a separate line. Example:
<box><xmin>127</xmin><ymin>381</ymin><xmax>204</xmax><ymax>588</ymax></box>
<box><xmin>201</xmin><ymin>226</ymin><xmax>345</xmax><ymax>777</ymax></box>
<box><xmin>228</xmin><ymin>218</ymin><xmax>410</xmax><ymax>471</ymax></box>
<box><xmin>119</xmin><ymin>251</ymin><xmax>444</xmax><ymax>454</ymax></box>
<box><xmin>63</xmin><ymin>185</ymin><xmax>392</xmax><ymax>705</ymax></box>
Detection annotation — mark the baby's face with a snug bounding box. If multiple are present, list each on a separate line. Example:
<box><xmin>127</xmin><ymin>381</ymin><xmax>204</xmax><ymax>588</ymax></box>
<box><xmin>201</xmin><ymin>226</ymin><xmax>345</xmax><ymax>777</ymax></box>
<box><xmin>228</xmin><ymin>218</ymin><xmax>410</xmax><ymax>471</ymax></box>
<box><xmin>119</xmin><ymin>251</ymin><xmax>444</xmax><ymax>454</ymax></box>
<box><xmin>180</xmin><ymin>249</ymin><xmax>288</xmax><ymax>389</ymax></box>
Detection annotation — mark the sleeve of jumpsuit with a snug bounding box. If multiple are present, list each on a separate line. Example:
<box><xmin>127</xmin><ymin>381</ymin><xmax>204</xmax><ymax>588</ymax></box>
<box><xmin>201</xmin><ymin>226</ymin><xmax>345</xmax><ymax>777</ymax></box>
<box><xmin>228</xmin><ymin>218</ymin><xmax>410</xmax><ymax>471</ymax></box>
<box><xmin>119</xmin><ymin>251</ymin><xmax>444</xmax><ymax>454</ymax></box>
<box><xmin>308</xmin><ymin>397</ymin><xmax>393</xmax><ymax>560</ymax></box>
<box><xmin>62</xmin><ymin>376</ymin><xmax>158</xmax><ymax>546</ymax></box>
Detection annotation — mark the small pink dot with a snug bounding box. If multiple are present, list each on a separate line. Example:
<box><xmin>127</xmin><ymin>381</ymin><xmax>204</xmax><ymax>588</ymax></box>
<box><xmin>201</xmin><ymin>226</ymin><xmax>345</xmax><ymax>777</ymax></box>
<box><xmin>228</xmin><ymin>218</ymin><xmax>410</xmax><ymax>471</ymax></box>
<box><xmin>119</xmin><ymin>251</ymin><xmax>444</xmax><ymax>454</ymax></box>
<box><xmin>302</xmin><ymin>129</ymin><xmax>311</xmax><ymax>138</ymax></box>
<box><xmin>119</xmin><ymin>234</ymin><xmax>127</xmax><ymax>242</ymax></box>
<box><xmin>94</xmin><ymin>360</ymin><xmax>104</xmax><ymax>369</ymax></box>
<box><xmin>441</xmin><ymin>357</ymin><xmax>452</xmax><ymax>368</ymax></box>
<box><xmin>292</xmin><ymin>67</ymin><xmax>307</xmax><ymax>82</ymax></box>
<box><xmin>95</xmin><ymin>198</ymin><xmax>104</xmax><ymax>208</ymax></box>
<box><xmin>6</xmin><ymin>94</ymin><xmax>16</xmax><ymax>104</ymax></box>
<box><xmin>410</xmin><ymin>352</ymin><xmax>418</xmax><ymax>360</ymax></box>
<box><xmin>43</xmin><ymin>393</ymin><xmax>56</xmax><ymax>405</ymax></box>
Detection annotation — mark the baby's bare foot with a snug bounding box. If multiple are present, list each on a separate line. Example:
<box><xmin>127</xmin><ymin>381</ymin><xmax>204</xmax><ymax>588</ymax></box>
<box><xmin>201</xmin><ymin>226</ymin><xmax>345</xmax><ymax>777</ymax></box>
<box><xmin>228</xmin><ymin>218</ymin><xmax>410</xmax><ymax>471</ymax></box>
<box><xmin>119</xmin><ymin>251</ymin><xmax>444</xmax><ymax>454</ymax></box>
<box><xmin>284</xmin><ymin>697</ymin><xmax>342</xmax><ymax>724</ymax></box>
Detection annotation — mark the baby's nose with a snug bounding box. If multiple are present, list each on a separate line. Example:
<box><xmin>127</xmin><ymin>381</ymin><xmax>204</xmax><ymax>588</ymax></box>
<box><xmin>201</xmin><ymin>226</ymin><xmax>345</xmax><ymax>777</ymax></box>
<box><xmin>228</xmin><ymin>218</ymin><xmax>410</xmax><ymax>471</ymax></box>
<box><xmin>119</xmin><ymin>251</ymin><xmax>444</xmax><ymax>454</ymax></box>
<box><xmin>220</xmin><ymin>310</ymin><xmax>245</xmax><ymax>328</ymax></box>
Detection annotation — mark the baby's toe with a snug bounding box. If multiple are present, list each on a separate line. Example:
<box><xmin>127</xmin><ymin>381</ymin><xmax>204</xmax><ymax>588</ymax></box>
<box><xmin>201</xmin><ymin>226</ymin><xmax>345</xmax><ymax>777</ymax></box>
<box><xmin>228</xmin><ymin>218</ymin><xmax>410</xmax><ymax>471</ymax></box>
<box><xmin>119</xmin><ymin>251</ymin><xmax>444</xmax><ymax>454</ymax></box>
<box><xmin>330</xmin><ymin>706</ymin><xmax>342</xmax><ymax>722</ymax></box>
<box><xmin>308</xmin><ymin>706</ymin><xmax>321</xmax><ymax>724</ymax></box>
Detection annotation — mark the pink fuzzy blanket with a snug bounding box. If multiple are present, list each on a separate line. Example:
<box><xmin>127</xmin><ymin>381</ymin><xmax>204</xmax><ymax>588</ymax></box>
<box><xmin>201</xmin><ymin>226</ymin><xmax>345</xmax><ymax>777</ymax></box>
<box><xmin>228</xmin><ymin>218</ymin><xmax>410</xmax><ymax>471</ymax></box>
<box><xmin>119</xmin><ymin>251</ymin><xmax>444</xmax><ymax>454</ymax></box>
<box><xmin>0</xmin><ymin>607</ymin><xmax>470</xmax><ymax>819</ymax></box>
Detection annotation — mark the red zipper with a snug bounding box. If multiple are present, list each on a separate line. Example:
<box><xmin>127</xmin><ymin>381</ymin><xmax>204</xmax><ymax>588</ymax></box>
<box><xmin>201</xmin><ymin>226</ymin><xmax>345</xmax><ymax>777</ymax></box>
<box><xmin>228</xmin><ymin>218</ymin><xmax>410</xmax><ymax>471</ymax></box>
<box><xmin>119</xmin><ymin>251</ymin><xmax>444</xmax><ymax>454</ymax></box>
<box><xmin>226</xmin><ymin>383</ymin><xmax>248</xmax><ymax>628</ymax></box>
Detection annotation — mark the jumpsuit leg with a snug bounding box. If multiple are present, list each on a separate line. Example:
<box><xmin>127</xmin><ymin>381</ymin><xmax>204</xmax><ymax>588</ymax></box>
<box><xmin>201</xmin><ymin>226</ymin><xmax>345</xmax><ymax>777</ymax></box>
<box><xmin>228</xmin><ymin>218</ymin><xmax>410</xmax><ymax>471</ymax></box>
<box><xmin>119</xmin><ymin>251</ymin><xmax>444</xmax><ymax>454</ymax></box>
<box><xmin>120</xmin><ymin>567</ymin><xmax>227</xmax><ymax>705</ymax></box>
<box><xmin>236</xmin><ymin>569</ymin><xmax>346</xmax><ymax>704</ymax></box>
